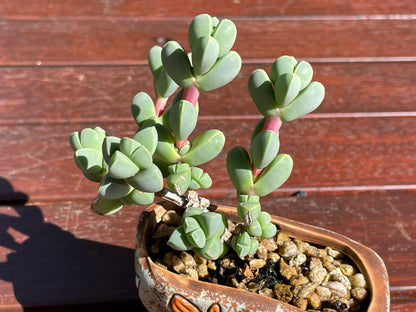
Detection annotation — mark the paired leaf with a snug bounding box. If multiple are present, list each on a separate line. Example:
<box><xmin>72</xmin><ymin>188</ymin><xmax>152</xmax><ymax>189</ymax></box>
<box><xmin>161</xmin><ymin>41</ymin><xmax>194</xmax><ymax>88</ymax></box>
<box><xmin>254</xmin><ymin>154</ymin><xmax>293</xmax><ymax>197</ymax></box>
<box><xmin>166</xmin><ymin>163</ymin><xmax>192</xmax><ymax>195</ymax></box>
<box><xmin>126</xmin><ymin>164</ymin><xmax>164</xmax><ymax>193</ymax></box>
<box><xmin>91</xmin><ymin>196</ymin><xmax>123</xmax><ymax>215</ymax></box>
<box><xmin>279</xmin><ymin>81</ymin><xmax>325</xmax><ymax>122</ymax></box>
<box><xmin>237</xmin><ymin>194</ymin><xmax>261</xmax><ymax>223</ymax></box>
<box><xmin>108</xmin><ymin>150</ymin><xmax>139</xmax><ymax>179</ymax></box>
<box><xmin>274</xmin><ymin>73</ymin><xmax>301</xmax><ymax>107</ymax></box>
<box><xmin>212</xmin><ymin>18</ymin><xmax>237</xmax><ymax>57</ymax></box>
<box><xmin>131</xmin><ymin>92</ymin><xmax>156</xmax><ymax>127</ymax></box>
<box><xmin>133</xmin><ymin>126</ymin><xmax>158</xmax><ymax>155</ymax></box>
<box><xmin>196</xmin><ymin>51</ymin><xmax>241</xmax><ymax>92</ymax></box>
<box><xmin>192</xmin><ymin>36</ymin><xmax>220</xmax><ymax>76</ymax></box>
<box><xmin>231</xmin><ymin>232</ymin><xmax>259</xmax><ymax>259</ymax></box>
<box><xmin>226</xmin><ymin>146</ymin><xmax>254</xmax><ymax>195</ymax></box>
<box><xmin>169</xmin><ymin>100</ymin><xmax>198</xmax><ymax>140</ymax></box>
<box><xmin>293</xmin><ymin>61</ymin><xmax>313</xmax><ymax>90</ymax></box>
<box><xmin>188</xmin><ymin>14</ymin><xmax>213</xmax><ymax>49</ymax></box>
<box><xmin>98</xmin><ymin>174</ymin><xmax>132</xmax><ymax>200</ymax></box>
<box><xmin>248</xmin><ymin>69</ymin><xmax>277</xmax><ymax>117</ymax></box>
<box><xmin>154</xmin><ymin>124</ymin><xmax>180</xmax><ymax>164</ymax></box>
<box><xmin>250</xmin><ymin>130</ymin><xmax>279</xmax><ymax>169</ymax></box>
<box><xmin>181</xmin><ymin>129</ymin><xmax>225</xmax><ymax>166</ymax></box>
<box><xmin>189</xmin><ymin>167</ymin><xmax>212</xmax><ymax>189</ymax></box>
<box><xmin>270</xmin><ymin>55</ymin><xmax>297</xmax><ymax>84</ymax></box>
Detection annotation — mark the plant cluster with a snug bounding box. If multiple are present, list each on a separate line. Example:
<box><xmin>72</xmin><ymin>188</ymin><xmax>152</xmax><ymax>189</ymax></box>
<box><xmin>70</xmin><ymin>14</ymin><xmax>325</xmax><ymax>260</ymax></box>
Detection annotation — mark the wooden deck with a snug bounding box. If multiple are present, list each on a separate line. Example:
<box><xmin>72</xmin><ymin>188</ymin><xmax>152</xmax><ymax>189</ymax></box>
<box><xmin>1</xmin><ymin>1</ymin><xmax>415</xmax><ymax>311</ymax></box>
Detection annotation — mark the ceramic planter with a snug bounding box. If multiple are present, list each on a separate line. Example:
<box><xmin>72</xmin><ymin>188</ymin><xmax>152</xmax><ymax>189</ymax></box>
<box><xmin>135</xmin><ymin>202</ymin><xmax>389</xmax><ymax>312</ymax></box>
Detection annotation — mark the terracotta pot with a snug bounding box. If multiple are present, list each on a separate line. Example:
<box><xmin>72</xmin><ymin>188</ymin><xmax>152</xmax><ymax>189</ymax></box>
<box><xmin>135</xmin><ymin>202</ymin><xmax>390</xmax><ymax>312</ymax></box>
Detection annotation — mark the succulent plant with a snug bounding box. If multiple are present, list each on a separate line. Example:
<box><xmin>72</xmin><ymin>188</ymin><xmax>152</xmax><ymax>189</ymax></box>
<box><xmin>69</xmin><ymin>14</ymin><xmax>325</xmax><ymax>260</ymax></box>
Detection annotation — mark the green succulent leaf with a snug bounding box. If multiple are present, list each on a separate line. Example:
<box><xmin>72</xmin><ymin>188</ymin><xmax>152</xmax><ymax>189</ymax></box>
<box><xmin>248</xmin><ymin>69</ymin><xmax>277</xmax><ymax>117</ymax></box>
<box><xmin>196</xmin><ymin>51</ymin><xmax>242</xmax><ymax>92</ymax></box>
<box><xmin>91</xmin><ymin>196</ymin><xmax>124</xmax><ymax>215</ymax></box>
<box><xmin>293</xmin><ymin>60</ymin><xmax>313</xmax><ymax>90</ymax></box>
<box><xmin>189</xmin><ymin>167</ymin><xmax>212</xmax><ymax>189</ymax></box>
<box><xmin>212</xmin><ymin>18</ymin><xmax>237</xmax><ymax>57</ymax></box>
<box><xmin>195</xmin><ymin>235</ymin><xmax>228</xmax><ymax>260</ymax></box>
<box><xmin>80</xmin><ymin>127</ymin><xmax>105</xmax><ymax>150</ymax></box>
<box><xmin>231</xmin><ymin>232</ymin><xmax>259</xmax><ymax>259</ymax></box>
<box><xmin>126</xmin><ymin>164</ymin><xmax>164</xmax><ymax>193</ymax></box>
<box><xmin>108</xmin><ymin>150</ymin><xmax>139</xmax><ymax>179</ymax></box>
<box><xmin>133</xmin><ymin>126</ymin><xmax>158</xmax><ymax>155</ymax></box>
<box><xmin>181</xmin><ymin>129</ymin><xmax>225</xmax><ymax>166</ymax></box>
<box><xmin>131</xmin><ymin>92</ymin><xmax>156</xmax><ymax>127</ymax></box>
<box><xmin>120</xmin><ymin>137</ymin><xmax>153</xmax><ymax>169</ymax></box>
<box><xmin>188</xmin><ymin>13</ymin><xmax>213</xmax><ymax>49</ymax></box>
<box><xmin>254</xmin><ymin>154</ymin><xmax>293</xmax><ymax>197</ymax></box>
<box><xmin>148</xmin><ymin>46</ymin><xmax>163</xmax><ymax>75</ymax></box>
<box><xmin>192</xmin><ymin>36</ymin><xmax>220</xmax><ymax>76</ymax></box>
<box><xmin>122</xmin><ymin>189</ymin><xmax>154</xmax><ymax>206</ymax></box>
<box><xmin>154</xmin><ymin>124</ymin><xmax>180</xmax><ymax>164</ymax></box>
<box><xmin>102</xmin><ymin>136</ymin><xmax>121</xmax><ymax>164</ymax></box>
<box><xmin>167</xmin><ymin>225</ymin><xmax>193</xmax><ymax>251</ymax></box>
<box><xmin>257</xmin><ymin>211</ymin><xmax>277</xmax><ymax>238</ymax></box>
<box><xmin>250</xmin><ymin>130</ymin><xmax>280</xmax><ymax>170</ymax></box>
<box><xmin>270</xmin><ymin>55</ymin><xmax>297</xmax><ymax>84</ymax></box>
<box><xmin>161</xmin><ymin>41</ymin><xmax>194</xmax><ymax>88</ymax></box>
<box><xmin>169</xmin><ymin>100</ymin><xmax>198</xmax><ymax>141</ymax></box>
<box><xmin>183</xmin><ymin>217</ymin><xmax>206</xmax><ymax>248</ymax></box>
<box><xmin>197</xmin><ymin>211</ymin><xmax>224</xmax><ymax>239</ymax></box>
<box><xmin>156</xmin><ymin>68</ymin><xmax>179</xmax><ymax>98</ymax></box>
<box><xmin>166</xmin><ymin>163</ymin><xmax>192</xmax><ymax>195</ymax></box>
<box><xmin>74</xmin><ymin>148</ymin><xmax>104</xmax><ymax>174</ymax></box>
<box><xmin>279</xmin><ymin>81</ymin><xmax>325</xmax><ymax>122</ymax></box>
<box><xmin>226</xmin><ymin>146</ymin><xmax>254</xmax><ymax>195</ymax></box>
<box><xmin>274</xmin><ymin>73</ymin><xmax>301</xmax><ymax>107</ymax></box>
<box><xmin>98</xmin><ymin>174</ymin><xmax>133</xmax><ymax>200</ymax></box>
<box><xmin>247</xmin><ymin>220</ymin><xmax>262</xmax><ymax>237</ymax></box>
<box><xmin>182</xmin><ymin>206</ymin><xmax>204</xmax><ymax>220</ymax></box>
<box><xmin>237</xmin><ymin>194</ymin><xmax>261</xmax><ymax>223</ymax></box>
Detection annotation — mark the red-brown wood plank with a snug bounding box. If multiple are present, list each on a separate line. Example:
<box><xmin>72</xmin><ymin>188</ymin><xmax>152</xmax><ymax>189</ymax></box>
<box><xmin>1</xmin><ymin>62</ymin><xmax>415</xmax><ymax>123</ymax></box>
<box><xmin>1</xmin><ymin>117</ymin><xmax>415</xmax><ymax>203</ymax></box>
<box><xmin>0</xmin><ymin>19</ymin><xmax>414</xmax><ymax>65</ymax></box>
<box><xmin>0</xmin><ymin>0</ymin><xmax>414</xmax><ymax>18</ymax></box>
<box><xmin>0</xmin><ymin>192</ymin><xmax>414</xmax><ymax>308</ymax></box>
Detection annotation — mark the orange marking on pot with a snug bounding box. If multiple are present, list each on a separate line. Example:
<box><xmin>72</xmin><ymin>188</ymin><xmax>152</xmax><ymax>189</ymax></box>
<box><xmin>169</xmin><ymin>294</ymin><xmax>201</xmax><ymax>312</ymax></box>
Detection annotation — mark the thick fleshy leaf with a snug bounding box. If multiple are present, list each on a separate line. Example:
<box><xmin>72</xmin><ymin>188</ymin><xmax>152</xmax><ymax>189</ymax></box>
<box><xmin>169</xmin><ymin>100</ymin><xmax>198</xmax><ymax>140</ymax></box>
<box><xmin>133</xmin><ymin>126</ymin><xmax>158</xmax><ymax>155</ymax></box>
<box><xmin>156</xmin><ymin>68</ymin><xmax>179</xmax><ymax>98</ymax></box>
<box><xmin>270</xmin><ymin>55</ymin><xmax>297</xmax><ymax>84</ymax></box>
<box><xmin>212</xmin><ymin>18</ymin><xmax>237</xmax><ymax>57</ymax></box>
<box><xmin>69</xmin><ymin>132</ymin><xmax>83</xmax><ymax>151</ymax></box>
<box><xmin>192</xmin><ymin>36</ymin><xmax>220</xmax><ymax>76</ymax></box>
<box><xmin>248</xmin><ymin>69</ymin><xmax>277</xmax><ymax>117</ymax></box>
<box><xmin>274</xmin><ymin>73</ymin><xmax>301</xmax><ymax>107</ymax></box>
<box><xmin>181</xmin><ymin>129</ymin><xmax>225</xmax><ymax>166</ymax></box>
<box><xmin>166</xmin><ymin>163</ymin><xmax>192</xmax><ymax>195</ymax></box>
<box><xmin>154</xmin><ymin>124</ymin><xmax>180</xmax><ymax>164</ymax></box>
<box><xmin>293</xmin><ymin>61</ymin><xmax>313</xmax><ymax>90</ymax></box>
<box><xmin>237</xmin><ymin>194</ymin><xmax>261</xmax><ymax>223</ymax></box>
<box><xmin>197</xmin><ymin>212</ymin><xmax>224</xmax><ymax>239</ymax></box>
<box><xmin>182</xmin><ymin>206</ymin><xmax>204</xmax><ymax>220</ymax></box>
<box><xmin>131</xmin><ymin>92</ymin><xmax>156</xmax><ymax>126</ymax></box>
<box><xmin>102</xmin><ymin>136</ymin><xmax>120</xmax><ymax>164</ymax></box>
<box><xmin>161</xmin><ymin>41</ymin><xmax>194</xmax><ymax>88</ymax></box>
<box><xmin>226</xmin><ymin>146</ymin><xmax>254</xmax><ymax>195</ymax></box>
<box><xmin>247</xmin><ymin>220</ymin><xmax>262</xmax><ymax>237</ymax></box>
<box><xmin>79</xmin><ymin>128</ymin><xmax>104</xmax><ymax>150</ymax></box>
<box><xmin>254</xmin><ymin>154</ymin><xmax>293</xmax><ymax>197</ymax></box>
<box><xmin>195</xmin><ymin>235</ymin><xmax>228</xmax><ymax>260</ymax></box>
<box><xmin>257</xmin><ymin>212</ymin><xmax>277</xmax><ymax>238</ymax></box>
<box><xmin>119</xmin><ymin>137</ymin><xmax>140</xmax><ymax>156</ymax></box>
<box><xmin>189</xmin><ymin>167</ymin><xmax>212</xmax><ymax>189</ymax></box>
<box><xmin>279</xmin><ymin>81</ymin><xmax>325</xmax><ymax>122</ymax></box>
<box><xmin>108</xmin><ymin>150</ymin><xmax>139</xmax><ymax>179</ymax></box>
<box><xmin>183</xmin><ymin>217</ymin><xmax>206</xmax><ymax>248</ymax></box>
<box><xmin>130</xmin><ymin>146</ymin><xmax>153</xmax><ymax>170</ymax></box>
<box><xmin>250</xmin><ymin>130</ymin><xmax>280</xmax><ymax>169</ymax></box>
<box><xmin>126</xmin><ymin>164</ymin><xmax>164</xmax><ymax>193</ymax></box>
<box><xmin>188</xmin><ymin>13</ymin><xmax>213</xmax><ymax>48</ymax></box>
<box><xmin>232</xmin><ymin>232</ymin><xmax>258</xmax><ymax>259</ymax></box>
<box><xmin>91</xmin><ymin>196</ymin><xmax>123</xmax><ymax>215</ymax></box>
<box><xmin>98</xmin><ymin>174</ymin><xmax>133</xmax><ymax>200</ymax></box>
<box><xmin>168</xmin><ymin>225</ymin><xmax>193</xmax><ymax>251</ymax></box>
<box><xmin>196</xmin><ymin>51</ymin><xmax>241</xmax><ymax>92</ymax></box>
<box><xmin>74</xmin><ymin>148</ymin><xmax>103</xmax><ymax>174</ymax></box>
<box><xmin>122</xmin><ymin>189</ymin><xmax>154</xmax><ymax>206</ymax></box>
<box><xmin>148</xmin><ymin>46</ymin><xmax>163</xmax><ymax>75</ymax></box>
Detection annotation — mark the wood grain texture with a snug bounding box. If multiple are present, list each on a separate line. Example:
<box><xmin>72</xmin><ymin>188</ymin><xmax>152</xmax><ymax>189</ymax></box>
<box><xmin>1</xmin><ymin>117</ymin><xmax>415</xmax><ymax>203</ymax></box>
<box><xmin>1</xmin><ymin>62</ymin><xmax>415</xmax><ymax>123</ymax></box>
<box><xmin>1</xmin><ymin>0</ymin><xmax>414</xmax><ymax>17</ymax></box>
<box><xmin>0</xmin><ymin>192</ymin><xmax>414</xmax><ymax>308</ymax></box>
<box><xmin>0</xmin><ymin>19</ymin><xmax>415</xmax><ymax>65</ymax></box>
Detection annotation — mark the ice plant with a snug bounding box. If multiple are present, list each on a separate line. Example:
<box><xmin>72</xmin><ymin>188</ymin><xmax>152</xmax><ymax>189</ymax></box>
<box><xmin>70</xmin><ymin>13</ymin><xmax>324</xmax><ymax>260</ymax></box>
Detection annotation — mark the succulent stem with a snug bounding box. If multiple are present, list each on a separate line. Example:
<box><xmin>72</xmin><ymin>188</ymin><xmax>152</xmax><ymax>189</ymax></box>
<box><xmin>155</xmin><ymin>97</ymin><xmax>168</xmax><ymax>117</ymax></box>
<box><xmin>182</xmin><ymin>85</ymin><xmax>200</xmax><ymax>107</ymax></box>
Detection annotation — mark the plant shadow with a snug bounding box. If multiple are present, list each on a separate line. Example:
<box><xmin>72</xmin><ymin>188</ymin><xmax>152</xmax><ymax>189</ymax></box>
<box><xmin>0</xmin><ymin>178</ymin><xmax>147</xmax><ymax>311</ymax></box>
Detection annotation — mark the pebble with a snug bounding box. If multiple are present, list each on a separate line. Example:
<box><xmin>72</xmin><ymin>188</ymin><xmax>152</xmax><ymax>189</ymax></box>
<box><xmin>290</xmin><ymin>274</ymin><xmax>309</xmax><ymax>286</ymax></box>
<box><xmin>316</xmin><ymin>286</ymin><xmax>332</xmax><ymax>301</ymax></box>
<box><xmin>322</xmin><ymin>281</ymin><xmax>348</xmax><ymax>297</ymax></box>
<box><xmin>349</xmin><ymin>273</ymin><xmax>367</xmax><ymax>288</ymax></box>
<box><xmin>258</xmin><ymin>287</ymin><xmax>275</xmax><ymax>298</ymax></box>
<box><xmin>180</xmin><ymin>251</ymin><xmax>196</xmax><ymax>267</ymax></box>
<box><xmin>279</xmin><ymin>240</ymin><xmax>299</xmax><ymax>258</ymax></box>
<box><xmin>172</xmin><ymin>255</ymin><xmax>186</xmax><ymax>274</ymax></box>
<box><xmin>351</xmin><ymin>287</ymin><xmax>368</xmax><ymax>302</ymax></box>
<box><xmin>249</xmin><ymin>258</ymin><xmax>266</xmax><ymax>270</ymax></box>
<box><xmin>307</xmin><ymin>267</ymin><xmax>328</xmax><ymax>285</ymax></box>
<box><xmin>273</xmin><ymin>284</ymin><xmax>293</xmax><ymax>303</ymax></box>
<box><xmin>292</xmin><ymin>282</ymin><xmax>317</xmax><ymax>299</ymax></box>
<box><xmin>308</xmin><ymin>292</ymin><xmax>322</xmax><ymax>310</ymax></box>
<box><xmin>279</xmin><ymin>258</ymin><xmax>298</xmax><ymax>280</ymax></box>
<box><xmin>292</xmin><ymin>297</ymin><xmax>308</xmax><ymax>310</ymax></box>
<box><xmin>289</xmin><ymin>253</ymin><xmax>307</xmax><ymax>267</ymax></box>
